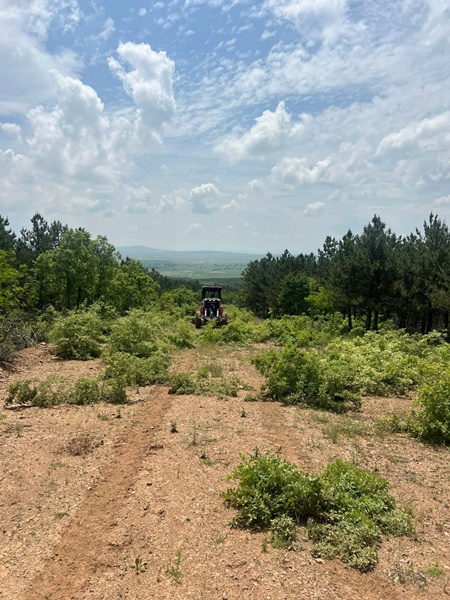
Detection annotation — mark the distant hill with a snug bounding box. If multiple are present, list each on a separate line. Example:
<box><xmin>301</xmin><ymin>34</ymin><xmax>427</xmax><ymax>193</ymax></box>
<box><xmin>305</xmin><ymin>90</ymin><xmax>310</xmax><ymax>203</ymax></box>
<box><xmin>116</xmin><ymin>246</ymin><xmax>262</xmax><ymax>282</ymax></box>
<box><xmin>116</xmin><ymin>246</ymin><xmax>261</xmax><ymax>261</ymax></box>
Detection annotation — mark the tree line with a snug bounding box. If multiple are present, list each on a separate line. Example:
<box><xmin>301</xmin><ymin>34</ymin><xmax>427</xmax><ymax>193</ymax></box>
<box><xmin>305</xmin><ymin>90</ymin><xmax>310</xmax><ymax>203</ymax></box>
<box><xmin>241</xmin><ymin>214</ymin><xmax>450</xmax><ymax>334</ymax></box>
<box><xmin>0</xmin><ymin>213</ymin><xmax>168</xmax><ymax>314</ymax></box>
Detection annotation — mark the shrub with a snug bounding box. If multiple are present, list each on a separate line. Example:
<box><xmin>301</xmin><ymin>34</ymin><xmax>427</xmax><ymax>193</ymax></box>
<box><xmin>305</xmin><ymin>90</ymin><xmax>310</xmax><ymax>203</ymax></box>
<box><xmin>106</xmin><ymin>310</ymin><xmax>167</xmax><ymax>358</ymax></box>
<box><xmin>253</xmin><ymin>345</ymin><xmax>360</xmax><ymax>412</ymax></box>
<box><xmin>50</xmin><ymin>307</ymin><xmax>105</xmax><ymax>360</ymax></box>
<box><xmin>168</xmin><ymin>368</ymin><xmax>247</xmax><ymax>399</ymax></box>
<box><xmin>223</xmin><ymin>451</ymin><xmax>413</xmax><ymax>571</ymax></box>
<box><xmin>6</xmin><ymin>375</ymin><xmax>128</xmax><ymax>407</ymax></box>
<box><xmin>409</xmin><ymin>375</ymin><xmax>450</xmax><ymax>444</ymax></box>
<box><xmin>222</xmin><ymin>451</ymin><xmax>322</xmax><ymax>528</ymax></box>
<box><xmin>103</xmin><ymin>351</ymin><xmax>169</xmax><ymax>386</ymax></box>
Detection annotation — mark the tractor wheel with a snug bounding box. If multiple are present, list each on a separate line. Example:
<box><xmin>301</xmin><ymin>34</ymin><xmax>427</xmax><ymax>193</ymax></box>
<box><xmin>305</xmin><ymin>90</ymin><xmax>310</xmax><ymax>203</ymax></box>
<box><xmin>222</xmin><ymin>313</ymin><xmax>228</xmax><ymax>325</ymax></box>
<box><xmin>195</xmin><ymin>313</ymin><xmax>202</xmax><ymax>329</ymax></box>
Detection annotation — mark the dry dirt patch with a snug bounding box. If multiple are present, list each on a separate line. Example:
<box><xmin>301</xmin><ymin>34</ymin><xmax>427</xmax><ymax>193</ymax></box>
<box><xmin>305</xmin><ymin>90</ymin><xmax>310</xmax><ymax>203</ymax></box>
<box><xmin>0</xmin><ymin>345</ymin><xmax>449</xmax><ymax>599</ymax></box>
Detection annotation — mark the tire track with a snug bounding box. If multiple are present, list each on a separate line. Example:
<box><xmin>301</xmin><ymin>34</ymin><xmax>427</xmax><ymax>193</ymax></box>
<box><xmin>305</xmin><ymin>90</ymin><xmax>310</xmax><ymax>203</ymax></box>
<box><xmin>25</xmin><ymin>391</ymin><xmax>172</xmax><ymax>600</ymax></box>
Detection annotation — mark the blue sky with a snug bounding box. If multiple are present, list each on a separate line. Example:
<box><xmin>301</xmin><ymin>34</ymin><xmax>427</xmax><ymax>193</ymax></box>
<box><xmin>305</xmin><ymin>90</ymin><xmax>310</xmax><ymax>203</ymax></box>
<box><xmin>0</xmin><ymin>0</ymin><xmax>449</xmax><ymax>253</ymax></box>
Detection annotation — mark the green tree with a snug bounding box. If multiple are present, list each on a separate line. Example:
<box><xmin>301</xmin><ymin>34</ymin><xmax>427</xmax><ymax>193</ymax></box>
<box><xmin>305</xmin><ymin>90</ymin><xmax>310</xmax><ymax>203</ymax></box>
<box><xmin>106</xmin><ymin>258</ymin><xmax>159</xmax><ymax>314</ymax></box>
<box><xmin>0</xmin><ymin>216</ymin><xmax>16</xmax><ymax>252</ymax></box>
<box><xmin>416</xmin><ymin>213</ymin><xmax>450</xmax><ymax>333</ymax></box>
<box><xmin>92</xmin><ymin>236</ymin><xmax>120</xmax><ymax>301</ymax></box>
<box><xmin>356</xmin><ymin>215</ymin><xmax>399</xmax><ymax>330</ymax></box>
<box><xmin>278</xmin><ymin>273</ymin><xmax>313</xmax><ymax>316</ymax></box>
<box><xmin>36</xmin><ymin>229</ymin><xmax>97</xmax><ymax>310</ymax></box>
<box><xmin>15</xmin><ymin>213</ymin><xmax>67</xmax><ymax>266</ymax></box>
<box><xmin>0</xmin><ymin>251</ymin><xmax>29</xmax><ymax>312</ymax></box>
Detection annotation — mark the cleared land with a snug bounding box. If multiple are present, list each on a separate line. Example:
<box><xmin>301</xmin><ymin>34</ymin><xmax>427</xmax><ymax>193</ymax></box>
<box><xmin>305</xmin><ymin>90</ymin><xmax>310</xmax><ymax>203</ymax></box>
<box><xmin>1</xmin><ymin>344</ymin><xmax>449</xmax><ymax>599</ymax></box>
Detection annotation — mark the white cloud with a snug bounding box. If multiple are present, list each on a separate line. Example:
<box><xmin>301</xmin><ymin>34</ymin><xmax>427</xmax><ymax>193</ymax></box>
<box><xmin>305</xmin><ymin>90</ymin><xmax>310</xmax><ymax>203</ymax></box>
<box><xmin>303</xmin><ymin>201</ymin><xmax>325</xmax><ymax>216</ymax></box>
<box><xmin>272</xmin><ymin>156</ymin><xmax>331</xmax><ymax>185</ymax></box>
<box><xmin>155</xmin><ymin>192</ymin><xmax>186</xmax><ymax>213</ymax></box>
<box><xmin>216</xmin><ymin>102</ymin><xmax>304</xmax><ymax>163</ymax></box>
<box><xmin>186</xmin><ymin>222</ymin><xmax>203</xmax><ymax>234</ymax></box>
<box><xmin>0</xmin><ymin>1</ymin><xmax>82</xmax><ymax>115</ymax></box>
<box><xmin>26</xmin><ymin>70</ymin><xmax>120</xmax><ymax>183</ymax></box>
<box><xmin>97</xmin><ymin>17</ymin><xmax>115</xmax><ymax>41</ymax></box>
<box><xmin>138</xmin><ymin>8</ymin><xmax>147</xmax><ymax>16</ymax></box>
<box><xmin>108</xmin><ymin>42</ymin><xmax>176</xmax><ymax>143</ymax></box>
<box><xmin>376</xmin><ymin>112</ymin><xmax>450</xmax><ymax>154</ymax></box>
<box><xmin>433</xmin><ymin>195</ymin><xmax>450</xmax><ymax>206</ymax></box>
<box><xmin>124</xmin><ymin>185</ymin><xmax>153</xmax><ymax>213</ymax></box>
<box><xmin>189</xmin><ymin>183</ymin><xmax>221</xmax><ymax>213</ymax></box>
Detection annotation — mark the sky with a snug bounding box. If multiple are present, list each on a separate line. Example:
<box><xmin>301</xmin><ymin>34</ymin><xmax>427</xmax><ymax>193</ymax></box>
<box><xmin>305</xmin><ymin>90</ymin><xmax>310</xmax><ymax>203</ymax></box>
<box><xmin>0</xmin><ymin>0</ymin><xmax>449</xmax><ymax>254</ymax></box>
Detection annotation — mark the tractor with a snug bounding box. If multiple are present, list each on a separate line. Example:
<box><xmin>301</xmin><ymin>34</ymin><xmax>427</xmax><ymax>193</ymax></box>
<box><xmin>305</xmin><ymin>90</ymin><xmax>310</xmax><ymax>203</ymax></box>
<box><xmin>193</xmin><ymin>286</ymin><xmax>228</xmax><ymax>329</ymax></box>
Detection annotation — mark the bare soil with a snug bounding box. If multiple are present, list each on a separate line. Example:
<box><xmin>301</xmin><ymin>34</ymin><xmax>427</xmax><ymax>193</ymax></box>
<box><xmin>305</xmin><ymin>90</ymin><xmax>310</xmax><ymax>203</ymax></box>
<box><xmin>0</xmin><ymin>344</ymin><xmax>449</xmax><ymax>599</ymax></box>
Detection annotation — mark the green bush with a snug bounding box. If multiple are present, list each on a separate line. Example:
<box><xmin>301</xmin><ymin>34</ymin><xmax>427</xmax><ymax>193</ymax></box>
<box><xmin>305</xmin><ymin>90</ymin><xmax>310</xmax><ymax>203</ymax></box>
<box><xmin>106</xmin><ymin>310</ymin><xmax>168</xmax><ymax>358</ymax></box>
<box><xmin>253</xmin><ymin>345</ymin><xmax>360</xmax><ymax>412</ymax></box>
<box><xmin>6</xmin><ymin>375</ymin><xmax>128</xmax><ymax>407</ymax></box>
<box><xmin>168</xmin><ymin>369</ymin><xmax>246</xmax><ymax>399</ymax></box>
<box><xmin>7</xmin><ymin>377</ymin><xmax>67</xmax><ymax>407</ymax></box>
<box><xmin>50</xmin><ymin>307</ymin><xmax>105</xmax><ymax>360</ymax></box>
<box><xmin>103</xmin><ymin>351</ymin><xmax>169</xmax><ymax>386</ymax></box>
<box><xmin>223</xmin><ymin>451</ymin><xmax>322</xmax><ymax>528</ymax></box>
<box><xmin>67</xmin><ymin>378</ymin><xmax>101</xmax><ymax>405</ymax></box>
<box><xmin>223</xmin><ymin>452</ymin><xmax>413</xmax><ymax>571</ymax></box>
<box><xmin>409</xmin><ymin>375</ymin><xmax>450</xmax><ymax>444</ymax></box>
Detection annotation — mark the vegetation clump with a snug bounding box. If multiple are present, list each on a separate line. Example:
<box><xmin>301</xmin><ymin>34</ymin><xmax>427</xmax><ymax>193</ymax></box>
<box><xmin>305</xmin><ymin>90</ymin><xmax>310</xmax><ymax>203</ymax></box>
<box><xmin>223</xmin><ymin>451</ymin><xmax>413</xmax><ymax>571</ymax></box>
<box><xmin>50</xmin><ymin>306</ymin><xmax>106</xmax><ymax>360</ymax></box>
<box><xmin>409</xmin><ymin>375</ymin><xmax>450</xmax><ymax>444</ymax></box>
<box><xmin>6</xmin><ymin>375</ymin><xmax>128</xmax><ymax>407</ymax></box>
<box><xmin>168</xmin><ymin>364</ymin><xmax>250</xmax><ymax>400</ymax></box>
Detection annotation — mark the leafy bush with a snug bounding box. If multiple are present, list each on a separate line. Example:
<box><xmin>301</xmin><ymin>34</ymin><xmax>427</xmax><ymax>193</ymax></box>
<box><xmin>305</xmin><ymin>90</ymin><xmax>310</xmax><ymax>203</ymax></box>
<box><xmin>223</xmin><ymin>451</ymin><xmax>322</xmax><ymax>528</ymax></box>
<box><xmin>168</xmin><ymin>365</ymin><xmax>250</xmax><ymax>399</ymax></box>
<box><xmin>50</xmin><ymin>307</ymin><xmax>105</xmax><ymax>360</ymax></box>
<box><xmin>253</xmin><ymin>345</ymin><xmax>360</xmax><ymax>412</ymax></box>
<box><xmin>223</xmin><ymin>451</ymin><xmax>413</xmax><ymax>571</ymax></box>
<box><xmin>7</xmin><ymin>377</ymin><xmax>68</xmax><ymax>407</ymax></box>
<box><xmin>271</xmin><ymin>515</ymin><xmax>297</xmax><ymax>549</ymax></box>
<box><xmin>253</xmin><ymin>328</ymin><xmax>450</xmax><ymax>412</ymax></box>
<box><xmin>6</xmin><ymin>375</ymin><xmax>128</xmax><ymax>407</ymax></box>
<box><xmin>106</xmin><ymin>310</ymin><xmax>168</xmax><ymax>358</ymax></box>
<box><xmin>103</xmin><ymin>351</ymin><xmax>169</xmax><ymax>386</ymax></box>
<box><xmin>409</xmin><ymin>375</ymin><xmax>450</xmax><ymax>444</ymax></box>
<box><xmin>198</xmin><ymin>310</ymin><xmax>271</xmax><ymax>345</ymax></box>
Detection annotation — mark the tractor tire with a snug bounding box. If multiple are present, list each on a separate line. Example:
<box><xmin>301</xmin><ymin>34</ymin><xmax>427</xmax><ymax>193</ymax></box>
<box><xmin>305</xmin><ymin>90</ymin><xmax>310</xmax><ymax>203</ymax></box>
<box><xmin>195</xmin><ymin>313</ymin><xmax>202</xmax><ymax>329</ymax></box>
<box><xmin>222</xmin><ymin>313</ymin><xmax>228</xmax><ymax>326</ymax></box>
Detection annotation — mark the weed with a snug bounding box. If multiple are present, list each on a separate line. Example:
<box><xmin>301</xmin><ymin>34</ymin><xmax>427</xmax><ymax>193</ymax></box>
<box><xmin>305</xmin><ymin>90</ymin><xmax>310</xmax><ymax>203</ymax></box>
<box><xmin>170</xmin><ymin>420</ymin><xmax>178</xmax><ymax>433</ymax></box>
<box><xmin>53</xmin><ymin>511</ymin><xmax>67</xmax><ymax>519</ymax></box>
<box><xmin>241</xmin><ymin>407</ymin><xmax>247</xmax><ymax>418</ymax></box>
<box><xmin>0</xmin><ymin>414</ymin><xmax>6</xmax><ymax>420</ymax></box>
<box><xmin>165</xmin><ymin>551</ymin><xmax>182</xmax><ymax>584</ymax></box>
<box><xmin>134</xmin><ymin>556</ymin><xmax>147</xmax><ymax>574</ymax></box>
<box><xmin>168</xmin><ymin>368</ymin><xmax>247</xmax><ymax>399</ymax></box>
<box><xmin>426</xmin><ymin>565</ymin><xmax>444</xmax><ymax>577</ymax></box>
<box><xmin>210</xmin><ymin>532</ymin><xmax>227</xmax><ymax>547</ymax></box>
<box><xmin>322</xmin><ymin>417</ymin><xmax>367</xmax><ymax>443</ymax></box>
<box><xmin>97</xmin><ymin>412</ymin><xmax>111</xmax><ymax>421</ymax></box>
<box><xmin>189</xmin><ymin>422</ymin><xmax>198</xmax><ymax>446</ymax></box>
<box><xmin>6</xmin><ymin>375</ymin><xmax>128</xmax><ymax>408</ymax></box>
<box><xmin>223</xmin><ymin>451</ymin><xmax>413</xmax><ymax>572</ymax></box>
